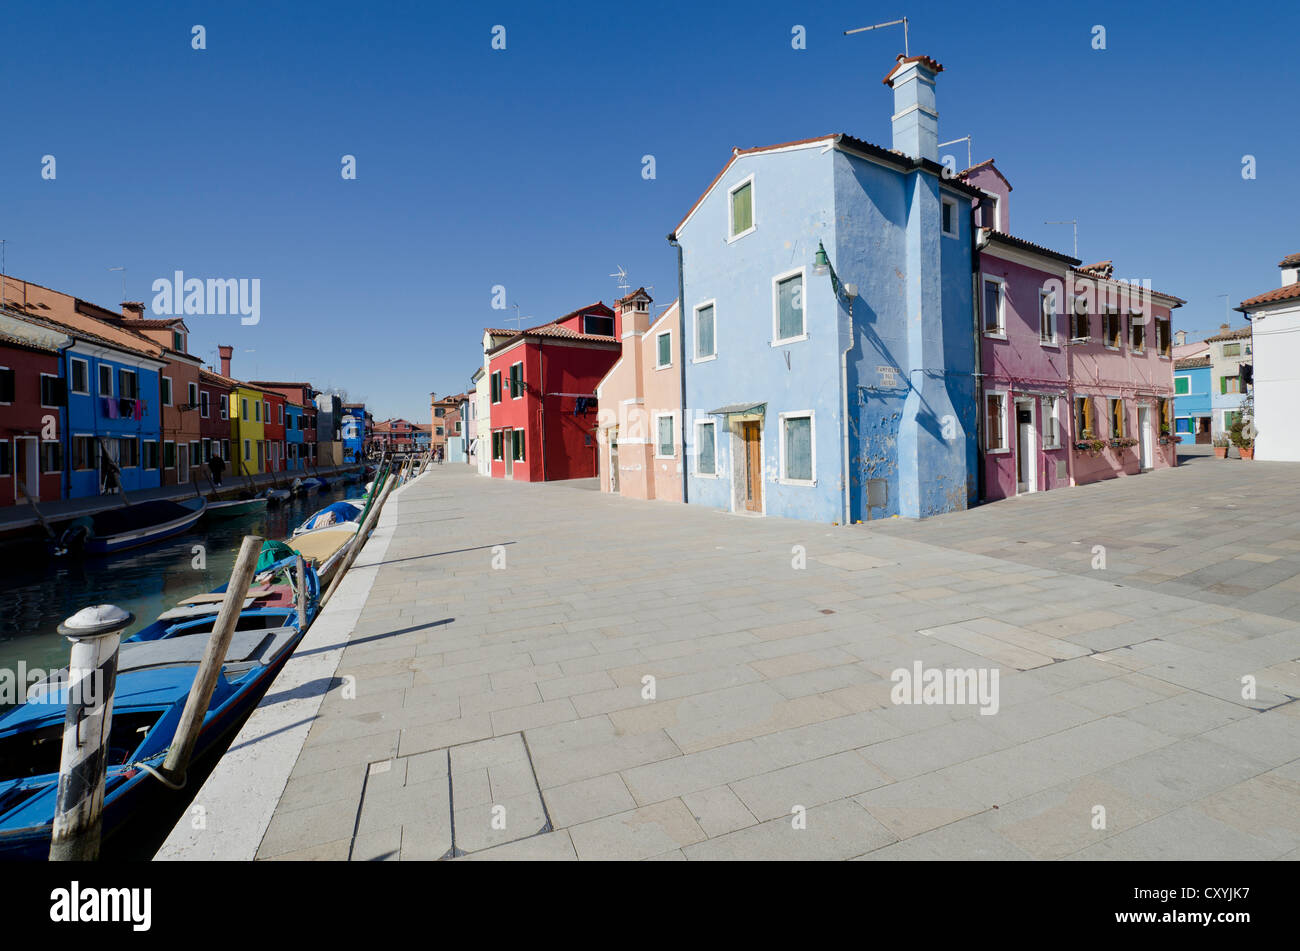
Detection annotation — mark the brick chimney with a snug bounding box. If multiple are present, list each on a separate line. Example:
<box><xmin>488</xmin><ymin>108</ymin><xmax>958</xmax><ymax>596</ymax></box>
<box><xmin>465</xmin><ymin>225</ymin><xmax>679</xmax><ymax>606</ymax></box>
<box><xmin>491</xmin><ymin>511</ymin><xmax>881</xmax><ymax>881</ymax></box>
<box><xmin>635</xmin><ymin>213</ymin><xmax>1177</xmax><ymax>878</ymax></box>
<box><xmin>218</xmin><ymin>344</ymin><xmax>233</xmax><ymax>377</ymax></box>
<box><xmin>883</xmin><ymin>54</ymin><xmax>943</xmax><ymax>162</ymax></box>
<box><xmin>121</xmin><ymin>301</ymin><xmax>146</xmax><ymax>320</ymax></box>
<box><xmin>1220</xmin><ymin>323</ymin><xmax>1230</xmax><ymax>333</ymax></box>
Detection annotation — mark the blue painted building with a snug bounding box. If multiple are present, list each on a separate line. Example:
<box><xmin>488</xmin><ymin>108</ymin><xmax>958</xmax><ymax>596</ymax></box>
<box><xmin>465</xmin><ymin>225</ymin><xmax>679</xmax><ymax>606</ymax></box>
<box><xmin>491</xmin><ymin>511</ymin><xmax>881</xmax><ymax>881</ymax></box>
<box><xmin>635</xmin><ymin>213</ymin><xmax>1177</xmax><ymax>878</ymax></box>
<box><xmin>286</xmin><ymin>403</ymin><xmax>306</xmax><ymax>470</ymax></box>
<box><xmin>671</xmin><ymin>54</ymin><xmax>978</xmax><ymax>523</ymax></box>
<box><xmin>1173</xmin><ymin>354</ymin><xmax>1212</xmax><ymax>443</ymax></box>
<box><xmin>63</xmin><ymin>332</ymin><xmax>165</xmax><ymax>497</ymax></box>
<box><xmin>341</xmin><ymin>403</ymin><xmax>367</xmax><ymax>463</ymax></box>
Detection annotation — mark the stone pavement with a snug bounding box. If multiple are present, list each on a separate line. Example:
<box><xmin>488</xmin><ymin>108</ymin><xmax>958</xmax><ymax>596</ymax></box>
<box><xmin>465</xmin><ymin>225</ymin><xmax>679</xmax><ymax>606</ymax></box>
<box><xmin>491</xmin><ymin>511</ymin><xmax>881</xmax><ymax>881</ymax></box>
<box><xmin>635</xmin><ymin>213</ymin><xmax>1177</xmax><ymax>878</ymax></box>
<box><xmin>230</xmin><ymin>460</ymin><xmax>1300</xmax><ymax>861</ymax></box>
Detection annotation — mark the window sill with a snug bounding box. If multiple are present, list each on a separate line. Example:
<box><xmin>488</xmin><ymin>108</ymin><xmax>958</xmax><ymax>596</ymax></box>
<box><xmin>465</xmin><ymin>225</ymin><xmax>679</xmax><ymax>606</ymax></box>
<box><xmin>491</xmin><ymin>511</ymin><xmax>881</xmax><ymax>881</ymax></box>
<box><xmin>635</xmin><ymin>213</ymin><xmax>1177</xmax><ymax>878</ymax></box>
<box><xmin>771</xmin><ymin>334</ymin><xmax>809</xmax><ymax>348</ymax></box>
<box><xmin>692</xmin><ymin>354</ymin><xmax>717</xmax><ymax>364</ymax></box>
<box><xmin>1039</xmin><ymin>341</ymin><xmax>1060</xmax><ymax>350</ymax></box>
<box><xmin>986</xmin><ymin>448</ymin><xmax>1011</xmax><ymax>455</ymax></box>
<box><xmin>984</xmin><ymin>331</ymin><xmax>1007</xmax><ymax>340</ymax></box>
<box><xmin>655</xmin><ymin>363</ymin><xmax>673</xmax><ymax>371</ymax></box>
<box><xmin>727</xmin><ymin>226</ymin><xmax>756</xmax><ymax>244</ymax></box>
<box><xmin>779</xmin><ymin>478</ymin><xmax>816</xmax><ymax>487</ymax></box>
<box><xmin>695</xmin><ymin>470</ymin><xmax>722</xmax><ymax>479</ymax></box>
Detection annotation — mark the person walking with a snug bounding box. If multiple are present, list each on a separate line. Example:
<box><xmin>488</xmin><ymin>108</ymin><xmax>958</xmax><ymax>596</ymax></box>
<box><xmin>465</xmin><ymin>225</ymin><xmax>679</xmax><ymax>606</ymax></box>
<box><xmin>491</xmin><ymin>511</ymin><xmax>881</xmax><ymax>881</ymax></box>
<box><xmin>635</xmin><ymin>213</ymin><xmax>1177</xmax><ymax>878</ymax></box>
<box><xmin>209</xmin><ymin>451</ymin><xmax>226</xmax><ymax>487</ymax></box>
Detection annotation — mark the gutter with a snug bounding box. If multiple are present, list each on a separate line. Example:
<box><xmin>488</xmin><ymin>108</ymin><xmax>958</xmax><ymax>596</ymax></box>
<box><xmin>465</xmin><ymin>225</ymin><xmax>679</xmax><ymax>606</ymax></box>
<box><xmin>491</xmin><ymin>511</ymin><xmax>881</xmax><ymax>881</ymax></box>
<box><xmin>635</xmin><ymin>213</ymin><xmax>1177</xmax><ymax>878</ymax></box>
<box><xmin>841</xmin><ymin>298</ymin><xmax>852</xmax><ymax>525</ymax></box>
<box><xmin>668</xmin><ymin>234</ymin><xmax>689</xmax><ymax>503</ymax></box>
<box><xmin>974</xmin><ymin>225</ymin><xmax>989</xmax><ymax>503</ymax></box>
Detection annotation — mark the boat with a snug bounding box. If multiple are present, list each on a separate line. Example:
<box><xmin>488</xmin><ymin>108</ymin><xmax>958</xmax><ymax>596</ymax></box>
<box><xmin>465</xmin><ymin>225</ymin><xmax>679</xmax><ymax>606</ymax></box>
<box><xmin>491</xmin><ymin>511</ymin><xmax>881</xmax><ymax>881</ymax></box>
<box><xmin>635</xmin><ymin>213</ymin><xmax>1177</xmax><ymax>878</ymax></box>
<box><xmin>203</xmin><ymin>497</ymin><xmax>269</xmax><ymax>520</ymax></box>
<box><xmin>285</xmin><ymin>522</ymin><xmax>359</xmax><ymax>586</ymax></box>
<box><xmin>55</xmin><ymin>498</ymin><xmax>207</xmax><ymax>556</ymax></box>
<box><xmin>292</xmin><ymin>500</ymin><xmax>364</xmax><ymax>537</ymax></box>
<box><xmin>260</xmin><ymin>487</ymin><xmax>291</xmax><ymax>504</ymax></box>
<box><xmin>299</xmin><ymin>476</ymin><xmax>328</xmax><ymax>493</ymax></box>
<box><xmin>0</xmin><ymin>619</ymin><xmax>308</xmax><ymax>860</ymax></box>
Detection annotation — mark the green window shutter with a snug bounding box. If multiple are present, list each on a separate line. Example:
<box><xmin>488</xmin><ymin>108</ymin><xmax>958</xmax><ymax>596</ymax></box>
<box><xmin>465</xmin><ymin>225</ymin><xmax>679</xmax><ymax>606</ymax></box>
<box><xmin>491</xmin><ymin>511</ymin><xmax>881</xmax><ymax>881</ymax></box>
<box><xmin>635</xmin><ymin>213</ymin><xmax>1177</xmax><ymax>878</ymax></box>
<box><xmin>697</xmin><ymin>306</ymin><xmax>715</xmax><ymax>357</ymax></box>
<box><xmin>1220</xmin><ymin>376</ymin><xmax>1227</xmax><ymax>394</ymax></box>
<box><xmin>658</xmin><ymin>333</ymin><xmax>671</xmax><ymax>367</ymax></box>
<box><xmin>777</xmin><ymin>275</ymin><xmax>803</xmax><ymax>339</ymax></box>
<box><xmin>731</xmin><ymin>182</ymin><xmax>752</xmax><ymax>236</ymax></box>
<box><xmin>697</xmin><ymin>423</ymin><xmax>715</xmax><ymax>474</ymax></box>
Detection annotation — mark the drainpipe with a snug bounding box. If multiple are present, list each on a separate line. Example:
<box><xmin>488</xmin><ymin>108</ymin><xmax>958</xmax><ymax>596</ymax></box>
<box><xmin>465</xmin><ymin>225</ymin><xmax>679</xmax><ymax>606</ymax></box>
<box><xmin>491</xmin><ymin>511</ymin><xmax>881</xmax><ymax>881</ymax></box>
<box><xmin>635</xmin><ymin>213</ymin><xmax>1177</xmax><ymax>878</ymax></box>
<box><xmin>668</xmin><ymin>234</ymin><xmax>688</xmax><ymax>503</ymax></box>
<box><xmin>841</xmin><ymin>299</ymin><xmax>852</xmax><ymax>526</ymax></box>
<box><xmin>538</xmin><ymin>340</ymin><xmax>546</xmax><ymax>481</ymax></box>
<box><xmin>973</xmin><ymin>224</ymin><xmax>989</xmax><ymax>504</ymax></box>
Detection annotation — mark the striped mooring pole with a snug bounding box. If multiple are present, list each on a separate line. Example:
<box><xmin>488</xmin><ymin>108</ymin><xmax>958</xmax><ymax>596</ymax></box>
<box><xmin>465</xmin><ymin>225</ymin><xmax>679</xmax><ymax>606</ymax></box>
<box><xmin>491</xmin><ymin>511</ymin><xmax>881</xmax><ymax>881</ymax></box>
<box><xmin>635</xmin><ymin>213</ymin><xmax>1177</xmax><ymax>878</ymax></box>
<box><xmin>49</xmin><ymin>604</ymin><xmax>135</xmax><ymax>862</ymax></box>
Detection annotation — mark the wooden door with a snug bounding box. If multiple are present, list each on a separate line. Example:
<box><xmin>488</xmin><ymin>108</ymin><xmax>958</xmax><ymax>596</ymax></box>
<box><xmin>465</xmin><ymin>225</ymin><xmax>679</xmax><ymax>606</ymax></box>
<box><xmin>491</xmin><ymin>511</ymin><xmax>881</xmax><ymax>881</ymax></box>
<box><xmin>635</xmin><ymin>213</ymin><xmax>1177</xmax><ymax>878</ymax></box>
<box><xmin>742</xmin><ymin>421</ymin><xmax>762</xmax><ymax>513</ymax></box>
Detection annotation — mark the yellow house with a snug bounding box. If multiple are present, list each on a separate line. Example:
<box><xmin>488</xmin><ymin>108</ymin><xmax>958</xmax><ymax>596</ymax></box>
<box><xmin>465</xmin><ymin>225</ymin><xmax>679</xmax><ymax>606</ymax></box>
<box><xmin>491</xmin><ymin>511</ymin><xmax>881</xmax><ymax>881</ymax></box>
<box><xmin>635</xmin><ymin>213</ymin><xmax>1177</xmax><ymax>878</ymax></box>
<box><xmin>231</xmin><ymin>384</ymin><xmax>267</xmax><ymax>475</ymax></box>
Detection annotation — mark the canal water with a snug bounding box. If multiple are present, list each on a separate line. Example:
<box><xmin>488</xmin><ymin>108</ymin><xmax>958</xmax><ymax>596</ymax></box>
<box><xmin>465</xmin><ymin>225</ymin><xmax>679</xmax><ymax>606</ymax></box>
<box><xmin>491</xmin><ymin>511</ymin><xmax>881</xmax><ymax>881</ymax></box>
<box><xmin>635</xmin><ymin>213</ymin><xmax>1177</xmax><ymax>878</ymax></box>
<box><xmin>0</xmin><ymin>480</ymin><xmax>366</xmax><ymax>698</ymax></box>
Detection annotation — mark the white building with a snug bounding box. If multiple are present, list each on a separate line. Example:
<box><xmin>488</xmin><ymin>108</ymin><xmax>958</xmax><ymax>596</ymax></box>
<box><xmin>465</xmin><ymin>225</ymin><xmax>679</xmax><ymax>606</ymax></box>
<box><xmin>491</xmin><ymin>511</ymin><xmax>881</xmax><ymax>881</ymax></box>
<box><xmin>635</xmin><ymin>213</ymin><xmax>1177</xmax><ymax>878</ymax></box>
<box><xmin>1238</xmin><ymin>252</ymin><xmax>1300</xmax><ymax>461</ymax></box>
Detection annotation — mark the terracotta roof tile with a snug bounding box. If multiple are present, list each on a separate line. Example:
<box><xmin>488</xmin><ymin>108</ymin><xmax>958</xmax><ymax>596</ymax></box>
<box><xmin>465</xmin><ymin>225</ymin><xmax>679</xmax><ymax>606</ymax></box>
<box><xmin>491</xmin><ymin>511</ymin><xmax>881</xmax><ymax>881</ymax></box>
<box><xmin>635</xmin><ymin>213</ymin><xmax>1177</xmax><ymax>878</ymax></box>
<box><xmin>982</xmin><ymin>229</ymin><xmax>1081</xmax><ymax>266</ymax></box>
<box><xmin>1278</xmin><ymin>252</ymin><xmax>1300</xmax><ymax>268</ymax></box>
<box><xmin>1174</xmin><ymin>355</ymin><xmax>1211</xmax><ymax>369</ymax></box>
<box><xmin>882</xmin><ymin>54</ymin><xmax>944</xmax><ymax>86</ymax></box>
<box><xmin>1240</xmin><ymin>282</ymin><xmax>1300</xmax><ymax>309</ymax></box>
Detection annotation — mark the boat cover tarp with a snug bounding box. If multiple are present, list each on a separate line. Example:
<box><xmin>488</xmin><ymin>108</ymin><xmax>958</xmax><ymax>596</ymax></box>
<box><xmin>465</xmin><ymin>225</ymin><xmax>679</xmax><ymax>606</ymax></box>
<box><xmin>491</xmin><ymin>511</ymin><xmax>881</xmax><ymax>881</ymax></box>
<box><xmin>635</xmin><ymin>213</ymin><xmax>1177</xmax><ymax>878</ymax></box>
<box><xmin>257</xmin><ymin>540</ymin><xmax>298</xmax><ymax>573</ymax></box>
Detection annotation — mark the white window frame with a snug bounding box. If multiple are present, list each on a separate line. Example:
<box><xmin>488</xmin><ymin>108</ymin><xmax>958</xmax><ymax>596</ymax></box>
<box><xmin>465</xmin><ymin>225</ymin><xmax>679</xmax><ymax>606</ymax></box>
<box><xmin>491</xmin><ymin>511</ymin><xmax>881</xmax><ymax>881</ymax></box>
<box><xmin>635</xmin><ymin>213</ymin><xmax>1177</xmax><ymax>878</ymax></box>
<box><xmin>727</xmin><ymin>174</ymin><xmax>756</xmax><ymax>243</ymax></box>
<box><xmin>510</xmin><ymin>361</ymin><xmax>524</xmax><ymax>400</ymax></box>
<box><xmin>200</xmin><ymin>391</ymin><xmax>210</xmax><ymax>418</ymax></box>
<box><xmin>694</xmin><ymin>418</ymin><xmax>719</xmax><ymax>477</ymax></box>
<box><xmin>161</xmin><ymin>375</ymin><xmax>173</xmax><ymax>407</ymax></box>
<box><xmin>1041</xmin><ymin>396</ymin><xmax>1062</xmax><ymax>449</ymax></box>
<box><xmin>982</xmin><ymin>275</ymin><xmax>1006</xmax><ymax>338</ymax></box>
<box><xmin>771</xmin><ymin>266</ymin><xmax>809</xmax><ymax>346</ymax></box>
<box><xmin>1070</xmin><ymin>298</ymin><xmax>1091</xmax><ymax>341</ymax></box>
<box><xmin>70</xmin><ymin>358</ymin><xmax>90</xmax><ymax>396</ymax></box>
<box><xmin>98</xmin><ymin>364</ymin><xmax>113</xmax><ymax>398</ymax></box>
<box><xmin>278</xmin><ymin>403</ymin><xmax>284</xmax><ymax>425</ymax></box>
<box><xmin>164</xmin><ymin>440</ymin><xmax>176</xmax><ymax>470</ymax></box>
<box><xmin>985</xmin><ymin>390</ymin><xmax>1009</xmax><ymax>454</ymax></box>
<box><xmin>940</xmin><ymin>195</ymin><xmax>960</xmax><ymax>238</ymax></box>
<box><xmin>1038</xmin><ymin>289</ymin><xmax>1058</xmax><ymax>347</ymax></box>
<box><xmin>1103</xmin><ymin>311</ymin><xmax>1123</xmax><ymax>351</ymax></box>
<box><xmin>655</xmin><ymin>330</ymin><xmax>673</xmax><ymax>370</ymax></box>
<box><xmin>778</xmin><ymin>410</ymin><xmax>816</xmax><ymax>486</ymax></box>
<box><xmin>39</xmin><ymin>373</ymin><xmax>59</xmax><ymax>409</ymax></box>
<box><xmin>654</xmin><ymin>412</ymin><xmax>676</xmax><ymax>459</ymax></box>
<box><xmin>693</xmin><ymin>299</ymin><xmax>717</xmax><ymax>363</ymax></box>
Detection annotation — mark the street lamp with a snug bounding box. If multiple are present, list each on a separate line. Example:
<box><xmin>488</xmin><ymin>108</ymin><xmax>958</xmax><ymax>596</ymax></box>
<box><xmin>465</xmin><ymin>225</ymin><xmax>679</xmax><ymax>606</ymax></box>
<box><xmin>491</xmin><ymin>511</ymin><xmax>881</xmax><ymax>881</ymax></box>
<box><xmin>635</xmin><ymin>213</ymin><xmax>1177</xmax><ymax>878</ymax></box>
<box><xmin>813</xmin><ymin>241</ymin><xmax>858</xmax><ymax>303</ymax></box>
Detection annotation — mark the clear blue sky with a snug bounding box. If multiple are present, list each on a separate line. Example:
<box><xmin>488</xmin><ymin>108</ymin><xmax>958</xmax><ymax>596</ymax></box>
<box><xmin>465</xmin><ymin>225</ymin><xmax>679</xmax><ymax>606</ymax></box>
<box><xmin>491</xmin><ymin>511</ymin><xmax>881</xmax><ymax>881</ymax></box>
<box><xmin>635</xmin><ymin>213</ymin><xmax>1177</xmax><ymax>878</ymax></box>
<box><xmin>1</xmin><ymin>0</ymin><xmax>1295</xmax><ymax>421</ymax></box>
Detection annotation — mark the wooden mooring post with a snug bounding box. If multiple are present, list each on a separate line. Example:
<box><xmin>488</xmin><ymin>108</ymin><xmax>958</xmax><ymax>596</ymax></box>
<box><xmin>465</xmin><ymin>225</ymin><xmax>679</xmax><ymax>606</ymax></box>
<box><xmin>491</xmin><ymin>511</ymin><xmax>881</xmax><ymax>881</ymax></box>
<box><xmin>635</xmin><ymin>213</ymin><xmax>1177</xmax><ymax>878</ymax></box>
<box><xmin>295</xmin><ymin>553</ymin><xmax>308</xmax><ymax>628</ymax></box>
<box><xmin>49</xmin><ymin>604</ymin><xmax>136</xmax><ymax>861</ymax></box>
<box><xmin>159</xmin><ymin>535</ymin><xmax>263</xmax><ymax>785</ymax></box>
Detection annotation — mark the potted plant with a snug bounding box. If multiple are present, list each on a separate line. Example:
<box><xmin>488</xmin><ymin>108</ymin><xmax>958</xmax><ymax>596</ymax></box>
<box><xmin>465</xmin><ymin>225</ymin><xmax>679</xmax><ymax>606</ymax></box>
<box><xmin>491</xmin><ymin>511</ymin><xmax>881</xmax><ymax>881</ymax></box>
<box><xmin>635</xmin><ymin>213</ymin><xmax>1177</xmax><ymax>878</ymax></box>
<box><xmin>1213</xmin><ymin>435</ymin><xmax>1230</xmax><ymax>459</ymax></box>
<box><xmin>1229</xmin><ymin>391</ymin><xmax>1256</xmax><ymax>460</ymax></box>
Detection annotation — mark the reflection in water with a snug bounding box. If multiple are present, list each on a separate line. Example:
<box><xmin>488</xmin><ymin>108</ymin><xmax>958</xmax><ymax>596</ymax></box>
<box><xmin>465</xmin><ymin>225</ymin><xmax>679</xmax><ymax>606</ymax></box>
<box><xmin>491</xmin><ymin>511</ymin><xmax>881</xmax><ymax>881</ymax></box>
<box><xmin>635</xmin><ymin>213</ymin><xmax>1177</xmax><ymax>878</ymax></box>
<box><xmin>0</xmin><ymin>482</ymin><xmax>365</xmax><ymax>685</ymax></box>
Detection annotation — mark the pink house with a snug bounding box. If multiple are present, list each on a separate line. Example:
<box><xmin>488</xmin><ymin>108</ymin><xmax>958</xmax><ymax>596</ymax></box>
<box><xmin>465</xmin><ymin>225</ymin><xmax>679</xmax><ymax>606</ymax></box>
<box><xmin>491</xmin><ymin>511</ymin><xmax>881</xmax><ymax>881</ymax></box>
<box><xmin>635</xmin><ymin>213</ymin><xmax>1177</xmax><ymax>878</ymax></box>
<box><xmin>595</xmin><ymin>289</ymin><xmax>683</xmax><ymax>502</ymax></box>
<box><xmin>964</xmin><ymin>160</ymin><xmax>1183</xmax><ymax>501</ymax></box>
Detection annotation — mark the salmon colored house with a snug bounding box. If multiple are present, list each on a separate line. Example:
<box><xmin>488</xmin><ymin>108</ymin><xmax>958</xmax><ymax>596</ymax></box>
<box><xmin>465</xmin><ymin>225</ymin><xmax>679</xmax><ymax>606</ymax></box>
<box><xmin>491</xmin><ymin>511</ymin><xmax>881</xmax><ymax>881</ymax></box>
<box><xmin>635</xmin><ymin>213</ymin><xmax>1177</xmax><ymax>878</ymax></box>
<box><xmin>595</xmin><ymin>290</ymin><xmax>683</xmax><ymax>501</ymax></box>
<box><xmin>485</xmin><ymin>302</ymin><xmax>620</xmax><ymax>481</ymax></box>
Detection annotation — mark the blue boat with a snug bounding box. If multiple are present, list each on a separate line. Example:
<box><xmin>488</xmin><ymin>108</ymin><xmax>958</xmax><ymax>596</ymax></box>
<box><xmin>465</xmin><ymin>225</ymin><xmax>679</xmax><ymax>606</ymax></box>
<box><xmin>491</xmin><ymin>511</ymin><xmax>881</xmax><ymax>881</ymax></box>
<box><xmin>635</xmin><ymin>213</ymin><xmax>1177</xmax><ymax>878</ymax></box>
<box><xmin>292</xmin><ymin>500</ymin><xmax>364</xmax><ymax>537</ymax></box>
<box><xmin>0</xmin><ymin>623</ymin><xmax>305</xmax><ymax>860</ymax></box>
<box><xmin>57</xmin><ymin>498</ymin><xmax>207</xmax><ymax>556</ymax></box>
<box><xmin>0</xmin><ymin>556</ymin><xmax>320</xmax><ymax>860</ymax></box>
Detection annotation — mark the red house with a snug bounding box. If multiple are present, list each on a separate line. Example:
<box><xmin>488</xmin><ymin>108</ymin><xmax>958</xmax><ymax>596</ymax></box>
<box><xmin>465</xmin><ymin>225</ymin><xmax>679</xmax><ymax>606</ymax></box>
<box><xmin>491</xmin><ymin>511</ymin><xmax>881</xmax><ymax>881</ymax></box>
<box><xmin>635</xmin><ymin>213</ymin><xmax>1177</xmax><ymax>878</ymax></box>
<box><xmin>198</xmin><ymin>368</ymin><xmax>234</xmax><ymax>468</ymax></box>
<box><xmin>0</xmin><ymin>319</ymin><xmax>67</xmax><ymax>505</ymax></box>
<box><xmin>485</xmin><ymin>302</ymin><xmax>619</xmax><ymax>481</ymax></box>
<box><xmin>249</xmin><ymin>381</ymin><xmax>318</xmax><ymax>466</ymax></box>
<box><xmin>262</xmin><ymin>390</ymin><xmax>287</xmax><ymax>472</ymax></box>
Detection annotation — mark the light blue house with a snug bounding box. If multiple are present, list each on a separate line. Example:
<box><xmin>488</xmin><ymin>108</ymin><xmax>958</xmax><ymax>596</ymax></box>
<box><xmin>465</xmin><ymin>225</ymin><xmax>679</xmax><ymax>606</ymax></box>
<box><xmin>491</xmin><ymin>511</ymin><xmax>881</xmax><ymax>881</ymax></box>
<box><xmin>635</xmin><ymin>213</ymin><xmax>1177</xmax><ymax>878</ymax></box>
<box><xmin>1173</xmin><ymin>354</ymin><xmax>1211</xmax><ymax>443</ymax></box>
<box><xmin>1205</xmin><ymin>326</ymin><xmax>1252</xmax><ymax>438</ymax></box>
<box><xmin>671</xmin><ymin>54</ymin><xmax>978</xmax><ymax>523</ymax></box>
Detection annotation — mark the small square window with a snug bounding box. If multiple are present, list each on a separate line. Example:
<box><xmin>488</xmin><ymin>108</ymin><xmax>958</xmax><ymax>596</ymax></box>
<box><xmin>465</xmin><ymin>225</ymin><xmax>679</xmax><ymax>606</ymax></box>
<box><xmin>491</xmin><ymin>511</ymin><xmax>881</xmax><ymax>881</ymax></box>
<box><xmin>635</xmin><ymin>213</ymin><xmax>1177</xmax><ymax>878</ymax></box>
<box><xmin>656</xmin><ymin>332</ymin><xmax>672</xmax><ymax>369</ymax></box>
<box><xmin>941</xmin><ymin>196</ymin><xmax>959</xmax><ymax>238</ymax></box>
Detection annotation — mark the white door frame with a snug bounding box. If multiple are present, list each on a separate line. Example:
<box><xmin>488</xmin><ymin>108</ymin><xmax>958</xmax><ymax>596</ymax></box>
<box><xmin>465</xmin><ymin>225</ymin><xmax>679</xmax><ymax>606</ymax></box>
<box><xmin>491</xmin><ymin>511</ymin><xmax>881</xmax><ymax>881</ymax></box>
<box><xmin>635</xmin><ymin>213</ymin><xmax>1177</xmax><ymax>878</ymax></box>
<box><xmin>1014</xmin><ymin>397</ymin><xmax>1037</xmax><ymax>494</ymax></box>
<box><xmin>1139</xmin><ymin>405</ymin><xmax>1153</xmax><ymax>470</ymax></box>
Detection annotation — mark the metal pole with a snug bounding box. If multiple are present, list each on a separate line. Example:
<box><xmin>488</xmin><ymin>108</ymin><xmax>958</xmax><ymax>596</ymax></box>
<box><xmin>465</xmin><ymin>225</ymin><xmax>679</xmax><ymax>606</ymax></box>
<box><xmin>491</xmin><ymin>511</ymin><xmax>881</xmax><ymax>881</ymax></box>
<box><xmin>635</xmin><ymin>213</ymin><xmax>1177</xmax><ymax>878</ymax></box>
<box><xmin>320</xmin><ymin>475</ymin><xmax>396</xmax><ymax>609</ymax></box>
<box><xmin>49</xmin><ymin>604</ymin><xmax>135</xmax><ymax>861</ymax></box>
<box><xmin>160</xmin><ymin>534</ymin><xmax>262</xmax><ymax>783</ymax></box>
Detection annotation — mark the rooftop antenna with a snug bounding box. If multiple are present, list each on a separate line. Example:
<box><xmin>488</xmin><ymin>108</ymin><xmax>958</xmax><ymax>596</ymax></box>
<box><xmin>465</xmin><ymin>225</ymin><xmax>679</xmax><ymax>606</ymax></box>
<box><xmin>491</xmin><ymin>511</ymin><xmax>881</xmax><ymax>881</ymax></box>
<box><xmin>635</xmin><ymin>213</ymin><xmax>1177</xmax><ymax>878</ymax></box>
<box><xmin>938</xmin><ymin>135</ymin><xmax>972</xmax><ymax>171</ymax></box>
<box><xmin>507</xmin><ymin>303</ymin><xmax>530</xmax><ymax>331</ymax></box>
<box><xmin>610</xmin><ymin>266</ymin><xmax>631</xmax><ymax>296</ymax></box>
<box><xmin>108</xmin><ymin>266</ymin><xmax>126</xmax><ymax>302</ymax></box>
<box><xmin>1044</xmin><ymin>219</ymin><xmax>1079</xmax><ymax>259</ymax></box>
<box><xmin>1216</xmin><ymin>293</ymin><xmax>1230</xmax><ymax>327</ymax></box>
<box><xmin>844</xmin><ymin>16</ymin><xmax>909</xmax><ymax>57</ymax></box>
